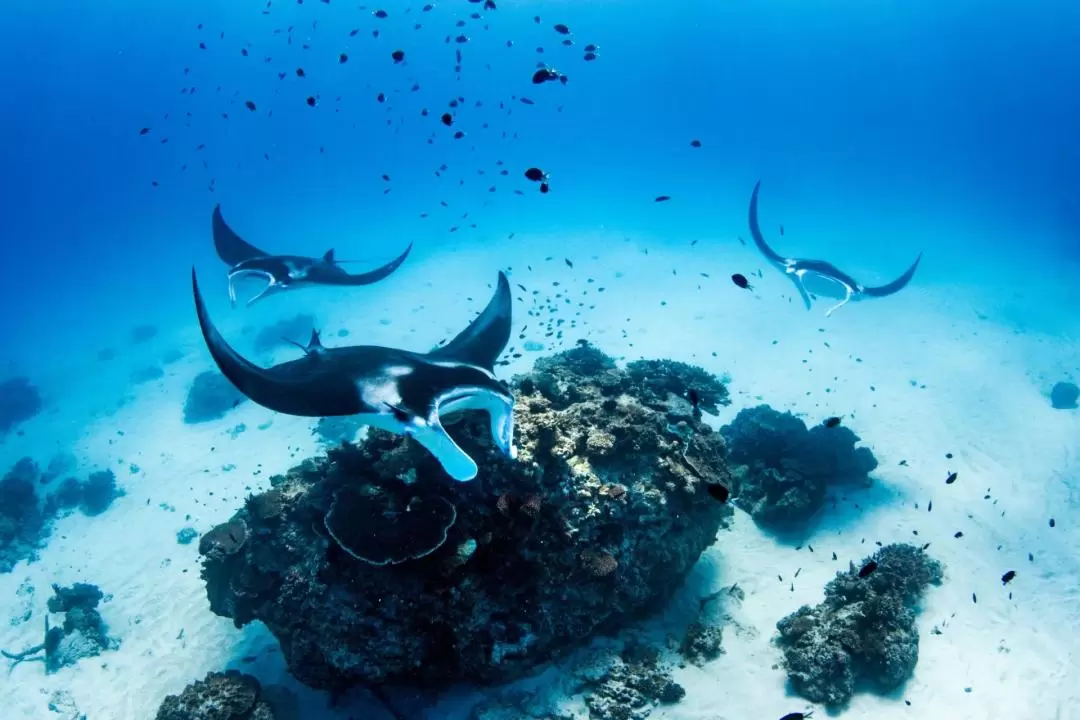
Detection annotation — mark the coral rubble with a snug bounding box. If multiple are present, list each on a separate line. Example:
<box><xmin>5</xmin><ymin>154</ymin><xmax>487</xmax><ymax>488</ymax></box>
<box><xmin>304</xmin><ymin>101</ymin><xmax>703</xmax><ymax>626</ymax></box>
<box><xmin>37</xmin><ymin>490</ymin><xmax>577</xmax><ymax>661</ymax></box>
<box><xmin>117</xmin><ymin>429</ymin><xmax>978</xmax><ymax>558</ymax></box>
<box><xmin>775</xmin><ymin>543</ymin><xmax>943</xmax><ymax>707</ymax></box>
<box><xmin>720</xmin><ymin>405</ymin><xmax>878</xmax><ymax>527</ymax></box>
<box><xmin>154</xmin><ymin>670</ymin><xmax>279</xmax><ymax>720</ymax></box>
<box><xmin>0</xmin><ymin>376</ymin><xmax>43</xmax><ymax>434</ymax></box>
<box><xmin>200</xmin><ymin>342</ymin><xmax>733</xmax><ymax>691</ymax></box>
<box><xmin>183</xmin><ymin>370</ymin><xmax>248</xmax><ymax>424</ymax></box>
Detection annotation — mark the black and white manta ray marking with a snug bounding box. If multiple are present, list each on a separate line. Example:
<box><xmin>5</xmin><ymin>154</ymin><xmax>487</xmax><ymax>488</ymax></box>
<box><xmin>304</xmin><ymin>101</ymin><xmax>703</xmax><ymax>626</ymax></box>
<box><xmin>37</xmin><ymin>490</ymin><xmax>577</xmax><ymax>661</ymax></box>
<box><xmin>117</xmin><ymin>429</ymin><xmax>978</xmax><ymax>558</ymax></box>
<box><xmin>749</xmin><ymin>181</ymin><xmax>922</xmax><ymax>316</ymax></box>
<box><xmin>212</xmin><ymin>204</ymin><xmax>413</xmax><ymax>307</ymax></box>
<box><xmin>192</xmin><ymin>268</ymin><xmax>516</xmax><ymax>482</ymax></box>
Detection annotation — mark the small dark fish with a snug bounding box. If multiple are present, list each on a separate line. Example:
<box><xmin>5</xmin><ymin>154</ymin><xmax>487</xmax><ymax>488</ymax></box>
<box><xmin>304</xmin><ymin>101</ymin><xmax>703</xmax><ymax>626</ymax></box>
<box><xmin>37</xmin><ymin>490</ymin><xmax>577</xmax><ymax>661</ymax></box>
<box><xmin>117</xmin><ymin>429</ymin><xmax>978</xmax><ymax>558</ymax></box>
<box><xmin>441</xmin><ymin>112</ymin><xmax>453</xmax><ymax>126</ymax></box>
<box><xmin>306</xmin><ymin>96</ymin><xmax>316</xmax><ymax>107</ymax></box>
<box><xmin>655</xmin><ymin>195</ymin><xmax>671</xmax><ymax>202</ymax></box>
<box><xmin>928</xmin><ymin>500</ymin><xmax>933</xmax><ymax>512</ymax></box>
<box><xmin>690</xmin><ymin>139</ymin><xmax>701</xmax><ymax>147</ymax></box>
<box><xmin>954</xmin><ymin>531</ymin><xmax>963</xmax><ymax>538</ymax></box>
<box><xmin>973</xmin><ymin>592</ymin><xmax>977</xmax><ymax>604</ymax></box>
<box><xmin>945</xmin><ymin>471</ymin><xmax>958</xmax><ymax>484</ymax></box>
<box><xmin>584</xmin><ymin>43</ymin><xmax>598</xmax><ymax>52</ymax></box>
<box><xmin>539</xmin><ymin>182</ymin><xmax>549</xmax><ymax>194</ymax></box>
<box><xmin>423</xmin><ymin>3</ymin><xmax>434</xmax><ymax>10</ymax></box>
<box><xmin>779</xmin><ymin>223</ymin><xmax>785</xmax><ymax>235</ymax></box>
<box><xmin>296</xmin><ymin>67</ymin><xmax>305</xmax><ymax>77</ymax></box>
<box><xmin>520</xmin><ymin>97</ymin><xmax>535</xmax><ymax>105</ymax></box>
<box><xmin>779</xmin><ymin>713</ymin><xmax>813</xmax><ymax>720</ymax></box>
<box><xmin>688</xmin><ymin>388</ymin><xmax>700</xmax><ymax>408</ymax></box>
<box><xmin>553</xmin><ymin>23</ymin><xmax>570</xmax><ymax>34</ymax></box>
<box><xmin>858</xmin><ymin>560</ymin><xmax>878</xmax><ymax>578</ymax></box>
<box><xmin>373</xmin><ymin>9</ymin><xmax>388</xmax><ymax>18</ymax></box>
<box><xmin>532</xmin><ymin>68</ymin><xmax>559</xmax><ymax>84</ymax></box>
<box><xmin>339</xmin><ymin>52</ymin><xmax>349</xmax><ymax>63</ymax></box>
<box><xmin>453</xmin><ymin>130</ymin><xmax>465</xmax><ymax>139</ymax></box>
<box><xmin>244</xmin><ymin>100</ymin><xmax>257</xmax><ymax>111</ymax></box>
<box><xmin>376</xmin><ymin>92</ymin><xmax>385</xmax><ymax>103</ymax></box>
<box><xmin>823</xmin><ymin>416</ymin><xmax>841</xmax><ymax>428</ymax></box>
<box><xmin>524</xmin><ymin>167</ymin><xmax>547</xmax><ymax>182</ymax></box>
<box><xmin>391</xmin><ymin>49</ymin><xmax>405</xmax><ymax>63</ymax></box>
<box><xmin>484</xmin><ymin>0</ymin><xmax>496</xmax><ymax>9</ymax></box>
<box><xmin>731</xmin><ymin>273</ymin><xmax>753</xmax><ymax>290</ymax></box>
<box><xmin>707</xmin><ymin>483</ymin><xmax>730</xmax><ymax>503</ymax></box>
<box><xmin>565</xmin><ymin>258</ymin><xmax>573</xmax><ymax>268</ymax></box>
<box><xmin>1001</xmin><ymin>570</ymin><xmax>1016</xmax><ymax>585</ymax></box>
<box><xmin>583</xmin><ymin>52</ymin><xmax>597</xmax><ymax>61</ymax></box>
<box><xmin>1049</xmin><ymin>518</ymin><xmax>1056</xmax><ymax>528</ymax></box>
<box><xmin>139</xmin><ymin>127</ymin><xmax>150</xmax><ymax>135</ymax></box>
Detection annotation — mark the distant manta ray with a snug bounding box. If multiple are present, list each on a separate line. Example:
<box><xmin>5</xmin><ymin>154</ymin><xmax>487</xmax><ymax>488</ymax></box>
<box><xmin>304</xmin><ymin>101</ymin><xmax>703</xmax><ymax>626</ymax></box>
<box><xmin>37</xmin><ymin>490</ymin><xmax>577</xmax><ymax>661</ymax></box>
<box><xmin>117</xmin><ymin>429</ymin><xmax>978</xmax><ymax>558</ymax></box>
<box><xmin>212</xmin><ymin>204</ymin><xmax>413</xmax><ymax>306</ymax></box>
<box><xmin>748</xmin><ymin>181</ymin><xmax>922</xmax><ymax>316</ymax></box>
<box><xmin>192</xmin><ymin>267</ymin><xmax>516</xmax><ymax>482</ymax></box>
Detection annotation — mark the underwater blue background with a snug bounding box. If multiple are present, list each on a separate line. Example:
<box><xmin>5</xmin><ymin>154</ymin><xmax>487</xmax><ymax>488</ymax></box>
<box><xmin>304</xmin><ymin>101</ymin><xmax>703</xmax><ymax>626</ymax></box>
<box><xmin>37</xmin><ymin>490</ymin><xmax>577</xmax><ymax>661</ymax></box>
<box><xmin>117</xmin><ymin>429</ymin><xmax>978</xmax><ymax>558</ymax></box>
<box><xmin>4</xmin><ymin>0</ymin><xmax>1080</xmax><ymax>371</ymax></box>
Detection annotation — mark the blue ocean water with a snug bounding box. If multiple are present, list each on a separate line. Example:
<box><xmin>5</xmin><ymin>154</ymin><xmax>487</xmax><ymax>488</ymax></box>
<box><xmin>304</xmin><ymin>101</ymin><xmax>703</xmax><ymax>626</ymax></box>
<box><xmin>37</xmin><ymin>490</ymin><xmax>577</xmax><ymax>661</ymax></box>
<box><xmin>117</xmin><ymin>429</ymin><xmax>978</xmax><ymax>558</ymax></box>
<box><xmin>2</xmin><ymin>0</ymin><xmax>1080</xmax><ymax>718</ymax></box>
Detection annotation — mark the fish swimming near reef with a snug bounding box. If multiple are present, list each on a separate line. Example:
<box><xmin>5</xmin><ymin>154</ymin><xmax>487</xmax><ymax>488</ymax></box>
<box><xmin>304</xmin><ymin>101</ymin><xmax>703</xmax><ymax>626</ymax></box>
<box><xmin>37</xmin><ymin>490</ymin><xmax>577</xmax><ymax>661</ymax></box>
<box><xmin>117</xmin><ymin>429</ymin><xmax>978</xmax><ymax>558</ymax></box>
<box><xmin>191</xmin><ymin>268</ymin><xmax>516</xmax><ymax>481</ymax></box>
<box><xmin>748</xmin><ymin>181</ymin><xmax>922</xmax><ymax>316</ymax></box>
<box><xmin>212</xmin><ymin>204</ymin><xmax>412</xmax><ymax>306</ymax></box>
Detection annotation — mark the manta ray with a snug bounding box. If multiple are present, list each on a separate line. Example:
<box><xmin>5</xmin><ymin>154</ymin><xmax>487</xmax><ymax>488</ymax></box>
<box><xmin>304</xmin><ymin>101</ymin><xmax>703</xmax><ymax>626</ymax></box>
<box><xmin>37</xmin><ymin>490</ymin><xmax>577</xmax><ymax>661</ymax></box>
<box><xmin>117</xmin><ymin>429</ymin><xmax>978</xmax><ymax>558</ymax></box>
<box><xmin>748</xmin><ymin>181</ymin><xmax>922</xmax><ymax>316</ymax></box>
<box><xmin>192</xmin><ymin>268</ymin><xmax>516</xmax><ymax>482</ymax></box>
<box><xmin>213</xmin><ymin>204</ymin><xmax>413</xmax><ymax>306</ymax></box>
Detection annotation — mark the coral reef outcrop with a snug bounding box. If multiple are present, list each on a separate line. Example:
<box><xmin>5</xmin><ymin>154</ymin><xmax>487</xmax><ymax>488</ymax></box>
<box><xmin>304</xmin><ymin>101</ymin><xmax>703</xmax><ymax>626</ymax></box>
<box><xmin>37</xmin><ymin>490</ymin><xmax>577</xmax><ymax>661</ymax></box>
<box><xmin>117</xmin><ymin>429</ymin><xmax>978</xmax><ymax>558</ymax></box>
<box><xmin>0</xmin><ymin>376</ymin><xmax>42</xmax><ymax>434</ymax></box>
<box><xmin>155</xmin><ymin>670</ymin><xmax>279</xmax><ymax>720</ymax></box>
<box><xmin>200</xmin><ymin>342</ymin><xmax>733</xmax><ymax>691</ymax></box>
<box><xmin>2</xmin><ymin>458</ymin><xmax>124</xmax><ymax>573</ymax></box>
<box><xmin>0</xmin><ymin>459</ymin><xmax>51</xmax><ymax>572</ymax></box>
<box><xmin>1050</xmin><ymin>381</ymin><xmax>1079</xmax><ymax>410</ymax></box>
<box><xmin>720</xmin><ymin>405</ymin><xmax>878</xmax><ymax>527</ymax></box>
<box><xmin>2</xmin><ymin>582</ymin><xmax>120</xmax><ymax>673</ymax></box>
<box><xmin>775</xmin><ymin>543</ymin><xmax>943</xmax><ymax>707</ymax></box>
<box><xmin>184</xmin><ymin>370</ymin><xmax>248</xmax><ymax>424</ymax></box>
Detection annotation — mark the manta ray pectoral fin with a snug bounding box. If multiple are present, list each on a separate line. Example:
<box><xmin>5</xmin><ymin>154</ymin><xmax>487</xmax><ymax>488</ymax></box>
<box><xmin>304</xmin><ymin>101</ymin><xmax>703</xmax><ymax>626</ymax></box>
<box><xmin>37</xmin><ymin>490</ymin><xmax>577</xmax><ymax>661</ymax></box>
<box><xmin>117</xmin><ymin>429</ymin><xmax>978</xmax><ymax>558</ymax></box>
<box><xmin>748</xmin><ymin>181</ymin><xmax>790</xmax><ymax>266</ymax></box>
<box><xmin>860</xmin><ymin>252</ymin><xmax>923</xmax><ymax>298</ymax></box>
<box><xmin>427</xmin><ymin>272</ymin><xmax>512</xmax><ymax>371</ymax></box>
<box><xmin>212</xmin><ymin>205</ymin><xmax>272</xmax><ymax>266</ymax></box>
<box><xmin>409</xmin><ymin>418</ymin><xmax>480</xmax><ymax>482</ymax></box>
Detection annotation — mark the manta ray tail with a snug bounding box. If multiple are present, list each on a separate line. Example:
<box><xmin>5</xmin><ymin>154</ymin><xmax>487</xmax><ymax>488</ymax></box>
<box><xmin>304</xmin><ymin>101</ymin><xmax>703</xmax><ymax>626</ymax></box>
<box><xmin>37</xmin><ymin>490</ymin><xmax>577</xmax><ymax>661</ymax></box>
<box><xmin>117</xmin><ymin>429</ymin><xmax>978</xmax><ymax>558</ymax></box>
<box><xmin>427</xmin><ymin>271</ymin><xmax>512</xmax><ymax>371</ymax></box>
<box><xmin>315</xmin><ymin>242</ymin><xmax>414</xmax><ymax>286</ymax></box>
<box><xmin>748</xmin><ymin>181</ymin><xmax>789</xmax><ymax>265</ymax></box>
<box><xmin>192</xmin><ymin>268</ymin><xmax>358</xmax><ymax>416</ymax></box>
<box><xmin>861</xmin><ymin>253</ymin><xmax>923</xmax><ymax>297</ymax></box>
<box><xmin>212</xmin><ymin>205</ymin><xmax>272</xmax><ymax>266</ymax></box>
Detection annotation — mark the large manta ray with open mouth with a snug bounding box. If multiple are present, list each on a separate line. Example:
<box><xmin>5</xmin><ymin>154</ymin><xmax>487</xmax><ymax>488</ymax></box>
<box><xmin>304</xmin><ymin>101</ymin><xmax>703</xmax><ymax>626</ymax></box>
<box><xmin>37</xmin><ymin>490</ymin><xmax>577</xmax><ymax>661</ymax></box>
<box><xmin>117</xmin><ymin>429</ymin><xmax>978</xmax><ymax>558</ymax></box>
<box><xmin>749</xmin><ymin>181</ymin><xmax>922</xmax><ymax>316</ymax></box>
<box><xmin>212</xmin><ymin>204</ymin><xmax>413</xmax><ymax>306</ymax></box>
<box><xmin>192</xmin><ymin>268</ymin><xmax>516</xmax><ymax>482</ymax></box>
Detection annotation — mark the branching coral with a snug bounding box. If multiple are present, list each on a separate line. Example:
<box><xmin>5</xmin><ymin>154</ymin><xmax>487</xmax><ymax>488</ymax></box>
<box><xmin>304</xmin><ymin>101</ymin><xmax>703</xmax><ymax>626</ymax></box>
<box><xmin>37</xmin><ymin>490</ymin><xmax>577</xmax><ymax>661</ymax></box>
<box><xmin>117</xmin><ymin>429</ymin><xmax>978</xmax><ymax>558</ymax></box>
<box><xmin>775</xmin><ymin>543</ymin><xmax>944</xmax><ymax>707</ymax></box>
<box><xmin>199</xmin><ymin>342</ymin><xmax>733</xmax><ymax>692</ymax></box>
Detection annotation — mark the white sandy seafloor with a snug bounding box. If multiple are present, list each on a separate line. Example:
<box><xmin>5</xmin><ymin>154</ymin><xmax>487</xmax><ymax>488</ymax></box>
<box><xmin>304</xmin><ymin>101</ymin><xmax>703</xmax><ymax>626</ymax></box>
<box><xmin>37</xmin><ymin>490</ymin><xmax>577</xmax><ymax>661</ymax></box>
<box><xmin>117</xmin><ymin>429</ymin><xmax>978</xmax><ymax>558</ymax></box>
<box><xmin>2</xmin><ymin>232</ymin><xmax>1079</xmax><ymax>720</ymax></box>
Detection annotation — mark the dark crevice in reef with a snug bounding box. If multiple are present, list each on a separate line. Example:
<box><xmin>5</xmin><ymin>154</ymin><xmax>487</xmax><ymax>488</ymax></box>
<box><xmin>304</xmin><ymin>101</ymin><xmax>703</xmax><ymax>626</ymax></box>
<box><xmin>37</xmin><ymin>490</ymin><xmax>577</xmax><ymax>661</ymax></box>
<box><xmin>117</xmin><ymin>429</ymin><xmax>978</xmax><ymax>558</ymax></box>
<box><xmin>200</xmin><ymin>342</ymin><xmax>734</xmax><ymax>693</ymax></box>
